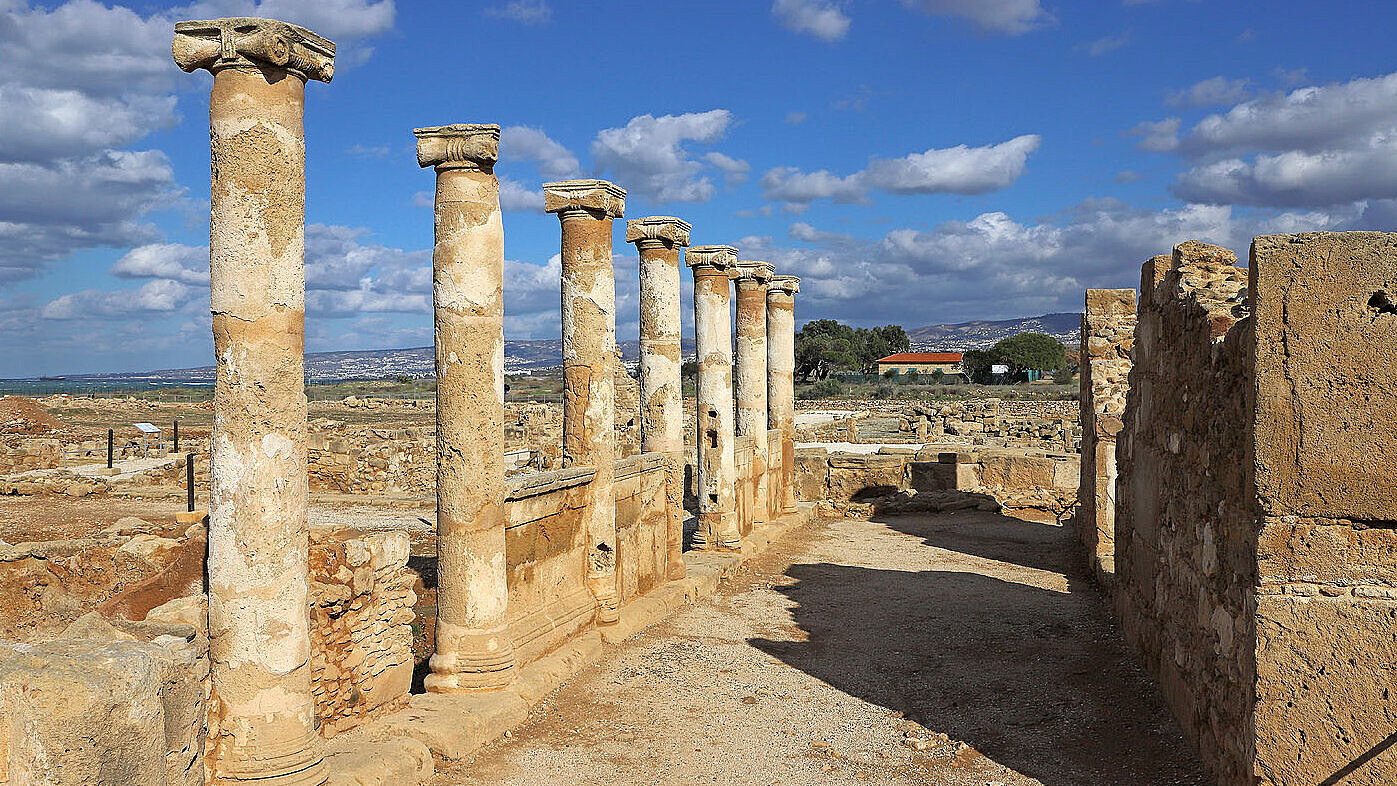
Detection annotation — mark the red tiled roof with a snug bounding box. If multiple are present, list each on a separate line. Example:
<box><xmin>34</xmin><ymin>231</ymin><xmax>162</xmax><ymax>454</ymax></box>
<box><xmin>877</xmin><ymin>353</ymin><xmax>963</xmax><ymax>363</ymax></box>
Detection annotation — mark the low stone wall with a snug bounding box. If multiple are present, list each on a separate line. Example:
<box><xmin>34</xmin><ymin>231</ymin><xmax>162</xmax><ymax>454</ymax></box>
<box><xmin>0</xmin><ymin>439</ymin><xmax>60</xmax><ymax>474</ymax></box>
<box><xmin>308</xmin><ymin>425</ymin><xmax>434</xmax><ymax>495</ymax></box>
<box><xmin>309</xmin><ymin>531</ymin><xmax>416</xmax><ymax>735</ymax></box>
<box><xmin>1115</xmin><ymin>234</ymin><xmax>1397</xmax><ymax>785</ymax></box>
<box><xmin>796</xmin><ymin>400</ymin><xmax>1078</xmax><ymax>451</ymax></box>
<box><xmin>794</xmin><ymin>445</ymin><xmax>1078</xmax><ymax>517</ymax></box>
<box><xmin>614</xmin><ymin>454</ymin><xmax>669</xmax><ymax>605</ymax></box>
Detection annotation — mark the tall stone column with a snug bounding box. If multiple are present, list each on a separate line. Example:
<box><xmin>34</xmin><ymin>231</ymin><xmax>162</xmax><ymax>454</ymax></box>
<box><xmin>627</xmin><ymin>216</ymin><xmax>691</xmax><ymax>580</ymax></box>
<box><xmin>1078</xmin><ymin>288</ymin><xmax>1136</xmax><ymax>581</ymax></box>
<box><xmin>734</xmin><ymin>261</ymin><xmax>774</xmax><ymax>529</ymax></box>
<box><xmin>172</xmin><ymin>17</ymin><xmax>334</xmax><ymax>786</ymax></box>
<box><xmin>414</xmin><ymin>124</ymin><xmax>515</xmax><ymax>692</ymax></box>
<box><xmin>767</xmin><ymin>275</ymin><xmax>801</xmax><ymax>514</ymax></box>
<box><xmin>546</xmin><ymin>179</ymin><xmax>625</xmax><ymax>625</ymax></box>
<box><xmin>687</xmin><ymin>245</ymin><xmax>741</xmax><ymax>551</ymax></box>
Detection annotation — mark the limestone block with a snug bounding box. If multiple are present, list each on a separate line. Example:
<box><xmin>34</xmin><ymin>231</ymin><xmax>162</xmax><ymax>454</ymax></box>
<box><xmin>0</xmin><ymin>634</ymin><xmax>206</xmax><ymax>786</ymax></box>
<box><xmin>793</xmin><ymin>451</ymin><xmax>828</xmax><ymax>502</ymax></box>
<box><xmin>977</xmin><ymin>454</ymin><xmax>1056</xmax><ymax>490</ymax></box>
<box><xmin>826</xmin><ymin>454</ymin><xmax>907</xmax><ymax>501</ymax></box>
<box><xmin>1251</xmin><ymin>232</ymin><xmax>1397</xmax><ymax>519</ymax></box>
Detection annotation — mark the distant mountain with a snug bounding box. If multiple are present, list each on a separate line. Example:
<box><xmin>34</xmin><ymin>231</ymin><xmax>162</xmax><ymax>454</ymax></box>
<box><xmin>908</xmin><ymin>313</ymin><xmax>1081</xmax><ymax>351</ymax></box>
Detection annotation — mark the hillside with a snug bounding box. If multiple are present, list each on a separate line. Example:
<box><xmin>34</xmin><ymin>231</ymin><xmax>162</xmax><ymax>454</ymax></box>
<box><xmin>908</xmin><ymin>313</ymin><xmax>1080</xmax><ymax>351</ymax></box>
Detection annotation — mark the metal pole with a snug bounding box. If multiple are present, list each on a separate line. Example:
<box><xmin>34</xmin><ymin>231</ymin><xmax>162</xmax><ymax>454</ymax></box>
<box><xmin>187</xmin><ymin>453</ymin><xmax>195</xmax><ymax>513</ymax></box>
<box><xmin>173</xmin><ymin>419</ymin><xmax>179</xmax><ymax>452</ymax></box>
<box><xmin>107</xmin><ymin>429</ymin><xmax>113</xmax><ymax>468</ymax></box>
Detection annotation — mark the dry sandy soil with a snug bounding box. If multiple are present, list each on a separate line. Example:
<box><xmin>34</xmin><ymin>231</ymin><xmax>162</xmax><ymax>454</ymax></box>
<box><xmin>431</xmin><ymin>510</ymin><xmax>1209</xmax><ymax>786</ymax></box>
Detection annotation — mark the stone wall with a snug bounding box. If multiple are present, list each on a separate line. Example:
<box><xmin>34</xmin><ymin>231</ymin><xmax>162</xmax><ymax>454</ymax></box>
<box><xmin>1077</xmin><ymin>288</ymin><xmax>1135</xmax><ymax>580</ymax></box>
<box><xmin>308</xmin><ymin>531</ymin><xmax>416</xmax><ymax>735</ymax></box>
<box><xmin>0</xmin><ymin>439</ymin><xmax>60</xmax><ymax>474</ymax></box>
<box><xmin>614</xmin><ymin>454</ymin><xmax>668</xmax><ymax>605</ymax></box>
<box><xmin>1115</xmin><ymin>233</ymin><xmax>1397</xmax><ymax>785</ymax></box>
<box><xmin>794</xmin><ymin>445</ymin><xmax>1078</xmax><ymax>518</ymax></box>
<box><xmin>797</xmin><ymin>400</ymin><xmax>1078</xmax><ymax>451</ymax></box>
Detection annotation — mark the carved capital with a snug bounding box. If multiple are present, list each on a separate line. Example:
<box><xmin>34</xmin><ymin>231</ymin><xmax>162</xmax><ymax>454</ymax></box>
<box><xmin>686</xmin><ymin>244</ymin><xmax>738</xmax><ymax>272</ymax></box>
<box><xmin>173</xmin><ymin>17</ymin><xmax>335</xmax><ymax>82</ymax></box>
<box><xmin>769</xmin><ymin>275</ymin><xmax>801</xmax><ymax>295</ymax></box>
<box><xmin>414</xmin><ymin>124</ymin><xmax>500</xmax><ymax>171</ymax></box>
<box><xmin>735</xmin><ymin>260</ymin><xmax>775</xmax><ymax>284</ymax></box>
<box><xmin>543</xmin><ymin>179</ymin><xmax>625</xmax><ymax>218</ymax></box>
<box><xmin>626</xmin><ymin>216</ymin><xmax>691</xmax><ymax>247</ymax></box>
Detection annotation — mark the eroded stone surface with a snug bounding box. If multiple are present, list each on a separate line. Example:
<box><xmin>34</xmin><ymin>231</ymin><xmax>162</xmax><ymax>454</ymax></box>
<box><xmin>687</xmin><ymin>245</ymin><xmax>740</xmax><ymax>551</ymax></box>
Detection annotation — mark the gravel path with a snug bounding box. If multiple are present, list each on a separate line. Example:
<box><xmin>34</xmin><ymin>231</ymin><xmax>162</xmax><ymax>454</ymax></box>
<box><xmin>431</xmin><ymin>509</ymin><xmax>1210</xmax><ymax>786</ymax></box>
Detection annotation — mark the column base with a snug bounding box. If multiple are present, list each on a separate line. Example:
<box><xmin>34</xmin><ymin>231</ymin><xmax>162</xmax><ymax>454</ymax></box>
<box><xmin>426</xmin><ymin>622</ymin><xmax>518</xmax><ymax>692</ymax></box>
<box><xmin>693</xmin><ymin>511</ymin><xmax>742</xmax><ymax>552</ymax></box>
<box><xmin>211</xmin><ymin>718</ymin><xmax>326</xmax><ymax>786</ymax></box>
<box><xmin>588</xmin><ymin>574</ymin><xmax>620</xmax><ymax>626</ymax></box>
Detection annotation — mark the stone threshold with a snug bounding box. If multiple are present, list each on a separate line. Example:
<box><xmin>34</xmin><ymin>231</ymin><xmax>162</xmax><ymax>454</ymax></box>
<box><xmin>322</xmin><ymin>503</ymin><xmax>815</xmax><ymax>786</ymax></box>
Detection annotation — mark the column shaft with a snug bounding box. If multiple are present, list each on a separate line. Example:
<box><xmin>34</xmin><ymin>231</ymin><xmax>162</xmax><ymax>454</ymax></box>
<box><xmin>548</xmin><ymin>180</ymin><xmax>625</xmax><ymax>625</ymax></box>
<box><xmin>416</xmin><ymin>124</ymin><xmax>515</xmax><ymax>692</ymax></box>
<box><xmin>630</xmin><ymin>217</ymin><xmax>690</xmax><ymax>581</ymax></box>
<box><xmin>767</xmin><ymin>278</ymin><xmax>800</xmax><ymax>514</ymax></box>
<box><xmin>206</xmin><ymin>63</ymin><xmax>322</xmax><ymax>786</ymax></box>
<box><xmin>689</xmin><ymin>247</ymin><xmax>740</xmax><ymax>551</ymax></box>
<box><xmin>734</xmin><ymin>263</ymin><xmax>772</xmax><ymax>529</ymax></box>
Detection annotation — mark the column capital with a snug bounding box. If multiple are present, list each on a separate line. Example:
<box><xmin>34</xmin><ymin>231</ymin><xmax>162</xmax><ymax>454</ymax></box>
<box><xmin>173</xmin><ymin>17</ymin><xmax>335</xmax><ymax>82</ymax></box>
<box><xmin>544</xmin><ymin>179</ymin><xmax>625</xmax><ymax>218</ymax></box>
<box><xmin>769</xmin><ymin>275</ymin><xmax>801</xmax><ymax>295</ymax></box>
<box><xmin>414</xmin><ymin>124</ymin><xmax>500</xmax><ymax>171</ymax></box>
<box><xmin>686</xmin><ymin>244</ymin><xmax>738</xmax><ymax>273</ymax></box>
<box><xmin>735</xmin><ymin>260</ymin><xmax>775</xmax><ymax>285</ymax></box>
<box><xmin>626</xmin><ymin>216</ymin><xmax>691</xmax><ymax>248</ymax></box>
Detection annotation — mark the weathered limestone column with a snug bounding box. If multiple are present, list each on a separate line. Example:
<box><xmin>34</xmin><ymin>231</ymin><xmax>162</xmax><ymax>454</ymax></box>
<box><xmin>687</xmin><ymin>245</ymin><xmax>741</xmax><ymax>551</ymax></box>
<box><xmin>1078</xmin><ymin>288</ymin><xmax>1135</xmax><ymax>582</ymax></box>
<box><xmin>627</xmin><ymin>216</ymin><xmax>691</xmax><ymax>580</ymax></box>
<box><xmin>414</xmin><ymin>124</ymin><xmax>515</xmax><ymax>692</ymax></box>
<box><xmin>546</xmin><ymin>179</ymin><xmax>625</xmax><ymax>625</ymax></box>
<box><xmin>734</xmin><ymin>261</ymin><xmax>774</xmax><ymax>529</ymax></box>
<box><xmin>767</xmin><ymin>275</ymin><xmax>800</xmax><ymax>514</ymax></box>
<box><xmin>172</xmin><ymin>17</ymin><xmax>334</xmax><ymax>786</ymax></box>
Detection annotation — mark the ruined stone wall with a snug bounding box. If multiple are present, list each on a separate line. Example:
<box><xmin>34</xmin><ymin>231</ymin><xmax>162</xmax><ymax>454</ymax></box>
<box><xmin>307</xmin><ymin>424</ymin><xmax>435</xmax><ymax>495</ymax></box>
<box><xmin>1115</xmin><ymin>241</ymin><xmax>1253</xmax><ymax>783</ymax></box>
<box><xmin>0</xmin><ymin>439</ymin><xmax>60</xmax><ymax>474</ymax></box>
<box><xmin>308</xmin><ymin>531</ymin><xmax>416</xmax><ymax>735</ymax></box>
<box><xmin>735</xmin><ymin>435</ymin><xmax>756</xmax><ymax>537</ymax></box>
<box><xmin>1078</xmin><ymin>289</ymin><xmax>1135</xmax><ymax>579</ymax></box>
<box><xmin>1116</xmin><ymin>233</ymin><xmax>1397</xmax><ymax>785</ymax></box>
<box><xmin>797</xmin><ymin>399</ymin><xmax>1078</xmax><ymax>451</ymax></box>
<box><xmin>794</xmin><ymin>446</ymin><xmax>1078</xmax><ymax>519</ymax></box>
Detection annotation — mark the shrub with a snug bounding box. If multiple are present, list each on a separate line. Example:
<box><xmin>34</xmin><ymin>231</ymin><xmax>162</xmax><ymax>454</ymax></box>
<box><xmin>799</xmin><ymin>379</ymin><xmax>846</xmax><ymax>400</ymax></box>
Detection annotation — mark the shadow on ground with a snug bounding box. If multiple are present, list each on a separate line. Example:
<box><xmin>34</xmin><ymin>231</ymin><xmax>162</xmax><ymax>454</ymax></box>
<box><xmin>750</xmin><ymin>503</ymin><xmax>1211</xmax><ymax>786</ymax></box>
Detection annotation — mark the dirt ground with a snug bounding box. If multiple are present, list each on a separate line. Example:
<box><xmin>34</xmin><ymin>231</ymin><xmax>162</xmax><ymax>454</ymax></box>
<box><xmin>431</xmin><ymin>510</ymin><xmax>1209</xmax><ymax>786</ymax></box>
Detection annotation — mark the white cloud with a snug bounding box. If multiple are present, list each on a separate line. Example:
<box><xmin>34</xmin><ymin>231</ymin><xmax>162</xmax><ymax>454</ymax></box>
<box><xmin>171</xmin><ymin>0</ymin><xmax>396</xmax><ymax>42</ymax></box>
<box><xmin>500</xmin><ymin>126</ymin><xmax>579</xmax><ymax>179</ymax></box>
<box><xmin>1083</xmin><ymin>31</ymin><xmax>1129</xmax><ymax>57</ymax></box>
<box><xmin>42</xmin><ymin>279</ymin><xmax>201</xmax><ymax>320</ymax></box>
<box><xmin>785</xmin><ymin>111</ymin><xmax>808</xmax><ymax>125</ymax></box>
<box><xmin>864</xmin><ymin>134</ymin><xmax>1041</xmax><ymax>195</ymax></box>
<box><xmin>111</xmin><ymin>243</ymin><xmax>208</xmax><ymax>284</ymax></box>
<box><xmin>762</xmin><ymin>135</ymin><xmax>1040</xmax><ymax>207</ymax></box>
<box><xmin>704</xmin><ymin>152</ymin><xmax>751</xmax><ymax>185</ymax></box>
<box><xmin>1167</xmin><ymin>76</ymin><xmax>1252</xmax><ymax>109</ymax></box>
<box><xmin>899</xmin><ymin>0</ymin><xmax>1051</xmax><ymax>36</ymax></box>
<box><xmin>499</xmin><ymin>177</ymin><xmax>545</xmax><ymax>211</ymax></box>
<box><xmin>484</xmin><ymin>0</ymin><xmax>551</xmax><ymax>25</ymax></box>
<box><xmin>0</xmin><ymin>87</ymin><xmax>176</xmax><ymax>162</ymax></box>
<box><xmin>591</xmin><ymin>110</ymin><xmax>735</xmax><ymax>203</ymax></box>
<box><xmin>1132</xmin><ymin>117</ymin><xmax>1181</xmax><ymax>152</ymax></box>
<box><xmin>771</xmin><ymin>0</ymin><xmax>850</xmax><ymax>42</ymax></box>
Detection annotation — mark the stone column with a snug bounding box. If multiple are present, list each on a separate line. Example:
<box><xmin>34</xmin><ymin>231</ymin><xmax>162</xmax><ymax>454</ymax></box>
<box><xmin>172</xmin><ymin>17</ymin><xmax>334</xmax><ymax>786</ymax></box>
<box><xmin>687</xmin><ymin>245</ymin><xmax>741</xmax><ymax>551</ymax></box>
<box><xmin>546</xmin><ymin>179</ymin><xmax>625</xmax><ymax>625</ymax></box>
<box><xmin>767</xmin><ymin>275</ymin><xmax>801</xmax><ymax>514</ymax></box>
<box><xmin>1078</xmin><ymin>288</ymin><xmax>1135</xmax><ymax>582</ymax></box>
<box><xmin>627</xmin><ymin>216</ymin><xmax>691</xmax><ymax>580</ymax></box>
<box><xmin>414</xmin><ymin>124</ymin><xmax>515</xmax><ymax>692</ymax></box>
<box><xmin>734</xmin><ymin>261</ymin><xmax>774</xmax><ymax>529</ymax></box>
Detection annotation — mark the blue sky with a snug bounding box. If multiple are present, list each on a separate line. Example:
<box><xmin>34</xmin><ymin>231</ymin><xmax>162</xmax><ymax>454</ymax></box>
<box><xmin>1</xmin><ymin>0</ymin><xmax>1393</xmax><ymax>376</ymax></box>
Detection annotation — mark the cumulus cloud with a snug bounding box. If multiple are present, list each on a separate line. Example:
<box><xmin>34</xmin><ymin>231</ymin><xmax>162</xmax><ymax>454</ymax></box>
<box><xmin>1138</xmin><ymin>70</ymin><xmax>1397</xmax><ymax>207</ymax></box>
<box><xmin>1167</xmin><ymin>76</ymin><xmax>1252</xmax><ymax>109</ymax></box>
<box><xmin>898</xmin><ymin>0</ymin><xmax>1051</xmax><ymax>36</ymax></box>
<box><xmin>500</xmin><ymin>125</ymin><xmax>580</xmax><ymax>179</ymax></box>
<box><xmin>1083</xmin><ymin>31</ymin><xmax>1129</xmax><ymax>57</ymax></box>
<box><xmin>484</xmin><ymin>0</ymin><xmax>551</xmax><ymax>25</ymax></box>
<box><xmin>499</xmin><ymin>177</ymin><xmax>545</xmax><ymax>211</ymax></box>
<box><xmin>0</xmin><ymin>87</ymin><xmax>176</xmax><ymax>163</ymax></box>
<box><xmin>771</xmin><ymin>0</ymin><xmax>850</xmax><ymax>42</ymax></box>
<box><xmin>591</xmin><ymin>110</ymin><xmax>736</xmax><ymax>204</ymax></box>
<box><xmin>761</xmin><ymin>134</ymin><xmax>1041</xmax><ymax>207</ymax></box>
<box><xmin>704</xmin><ymin>152</ymin><xmax>751</xmax><ymax>185</ymax></box>
<box><xmin>42</xmin><ymin>279</ymin><xmax>201</xmax><ymax>320</ymax></box>
<box><xmin>110</xmin><ymin>243</ymin><xmax>208</xmax><ymax>284</ymax></box>
<box><xmin>752</xmin><ymin>199</ymin><xmax>1351</xmax><ymax>328</ymax></box>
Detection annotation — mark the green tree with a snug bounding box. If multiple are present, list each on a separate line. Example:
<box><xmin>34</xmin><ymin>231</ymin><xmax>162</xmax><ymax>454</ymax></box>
<box><xmin>853</xmin><ymin>325</ymin><xmax>911</xmax><ymax>373</ymax></box>
<box><xmin>992</xmin><ymin>333</ymin><xmax>1067</xmax><ymax>375</ymax></box>
<box><xmin>930</xmin><ymin>368</ymin><xmax>945</xmax><ymax>385</ymax></box>
<box><xmin>961</xmin><ymin>349</ymin><xmax>996</xmax><ymax>383</ymax></box>
<box><xmin>795</xmin><ymin>319</ymin><xmax>859</xmax><ymax>381</ymax></box>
